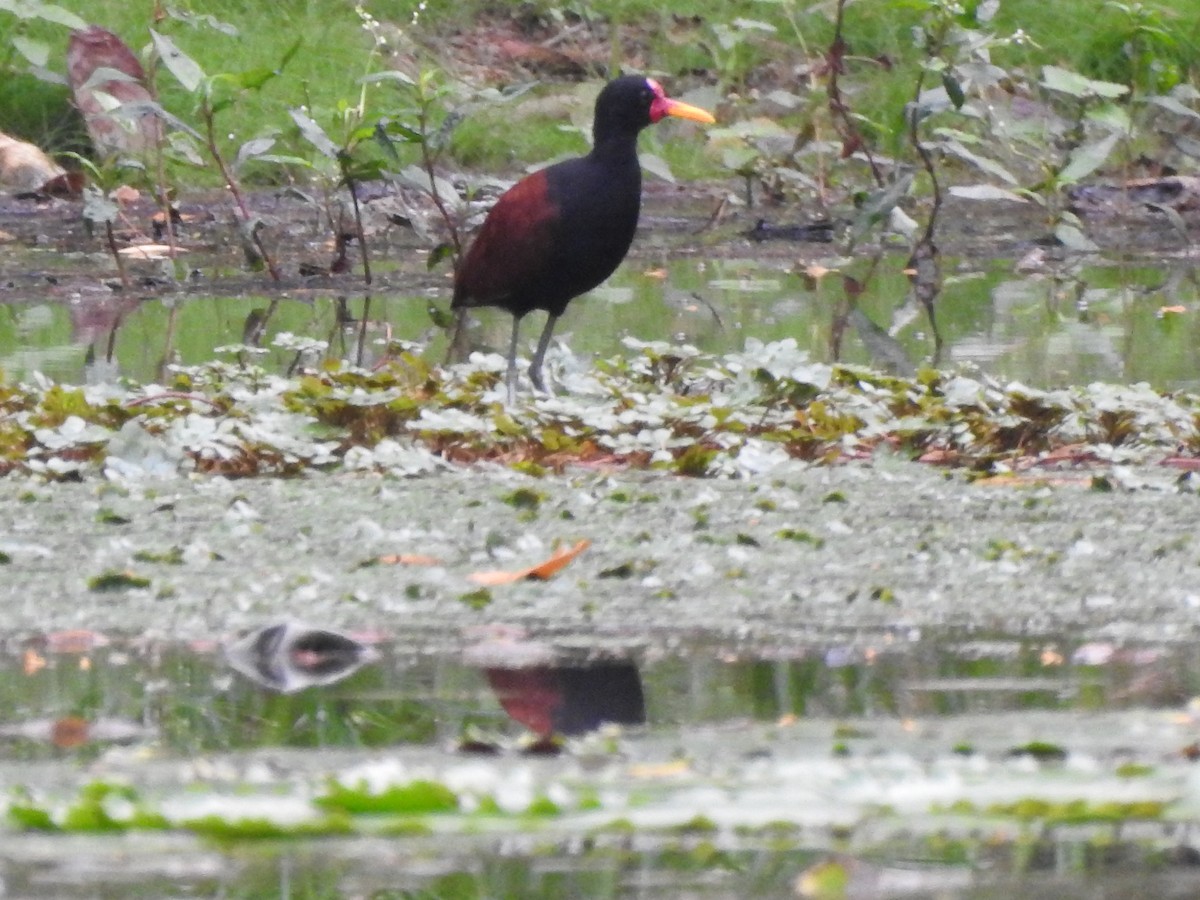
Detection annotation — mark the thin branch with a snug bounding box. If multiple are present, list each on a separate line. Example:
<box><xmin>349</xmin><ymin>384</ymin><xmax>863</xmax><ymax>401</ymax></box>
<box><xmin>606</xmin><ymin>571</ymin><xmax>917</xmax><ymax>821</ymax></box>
<box><xmin>347</xmin><ymin>176</ymin><xmax>372</xmax><ymax>284</ymax></box>
<box><xmin>202</xmin><ymin>104</ymin><xmax>282</xmax><ymax>282</ymax></box>
<box><xmin>826</xmin><ymin>0</ymin><xmax>885</xmax><ymax>188</ymax></box>
<box><xmin>104</xmin><ymin>221</ymin><xmax>130</xmax><ymax>291</ymax></box>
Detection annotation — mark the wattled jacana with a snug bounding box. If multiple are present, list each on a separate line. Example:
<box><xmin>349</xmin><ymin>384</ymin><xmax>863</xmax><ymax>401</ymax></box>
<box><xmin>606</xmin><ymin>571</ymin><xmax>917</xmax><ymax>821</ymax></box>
<box><xmin>452</xmin><ymin>75</ymin><xmax>715</xmax><ymax>401</ymax></box>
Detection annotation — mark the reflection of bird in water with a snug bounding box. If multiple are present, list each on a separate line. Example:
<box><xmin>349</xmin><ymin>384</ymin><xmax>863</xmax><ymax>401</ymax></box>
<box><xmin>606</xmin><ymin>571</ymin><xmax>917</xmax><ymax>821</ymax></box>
<box><xmin>64</xmin><ymin>288</ymin><xmax>142</xmax><ymax>383</ymax></box>
<box><xmin>464</xmin><ymin>627</ymin><xmax>645</xmax><ymax>740</ymax></box>
<box><xmin>225</xmin><ymin>621</ymin><xmax>379</xmax><ymax>694</ymax></box>
<box><xmin>450</xmin><ymin>75</ymin><xmax>715</xmax><ymax>401</ymax></box>
<box><xmin>482</xmin><ymin>662</ymin><xmax>646</xmax><ymax>739</ymax></box>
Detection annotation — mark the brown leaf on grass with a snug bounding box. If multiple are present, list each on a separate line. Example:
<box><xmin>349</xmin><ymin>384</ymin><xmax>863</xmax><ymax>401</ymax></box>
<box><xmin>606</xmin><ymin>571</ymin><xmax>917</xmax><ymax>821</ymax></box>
<box><xmin>467</xmin><ymin>539</ymin><xmax>591</xmax><ymax>586</ymax></box>
<box><xmin>67</xmin><ymin>26</ymin><xmax>161</xmax><ymax>158</ymax></box>
<box><xmin>378</xmin><ymin>553</ymin><xmax>443</xmax><ymax>566</ymax></box>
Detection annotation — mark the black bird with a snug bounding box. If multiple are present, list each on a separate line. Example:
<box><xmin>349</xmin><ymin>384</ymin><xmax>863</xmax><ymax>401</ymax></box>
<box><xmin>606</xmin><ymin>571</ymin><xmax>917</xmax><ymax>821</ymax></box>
<box><xmin>452</xmin><ymin>75</ymin><xmax>715</xmax><ymax>401</ymax></box>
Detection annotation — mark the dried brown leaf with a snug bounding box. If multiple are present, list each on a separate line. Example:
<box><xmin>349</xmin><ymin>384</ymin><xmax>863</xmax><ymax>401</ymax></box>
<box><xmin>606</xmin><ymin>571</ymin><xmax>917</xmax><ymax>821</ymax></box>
<box><xmin>467</xmin><ymin>539</ymin><xmax>591</xmax><ymax>586</ymax></box>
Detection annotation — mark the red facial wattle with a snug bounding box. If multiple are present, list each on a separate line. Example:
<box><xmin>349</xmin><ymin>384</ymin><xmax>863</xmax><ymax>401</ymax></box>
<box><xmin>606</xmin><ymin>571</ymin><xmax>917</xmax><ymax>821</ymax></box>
<box><xmin>648</xmin><ymin>79</ymin><xmax>716</xmax><ymax>125</ymax></box>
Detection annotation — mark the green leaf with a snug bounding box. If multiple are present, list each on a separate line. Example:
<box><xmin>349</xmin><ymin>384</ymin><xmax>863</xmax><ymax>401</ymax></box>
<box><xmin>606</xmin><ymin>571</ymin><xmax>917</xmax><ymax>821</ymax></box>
<box><xmin>110</xmin><ymin>99</ymin><xmax>204</xmax><ymax>141</ymax></box>
<box><xmin>1057</xmin><ymin>131</ymin><xmax>1121</xmax><ymax>184</ymax></box>
<box><xmin>230</xmin><ymin>66</ymin><xmax>278</xmax><ymax>92</ymax></box>
<box><xmin>317</xmin><ymin>779</ymin><xmax>458</xmax><ymax>814</ymax></box>
<box><xmin>277</xmin><ymin>37</ymin><xmax>302</xmax><ymax>72</ymax></box>
<box><xmin>9</xmin><ymin>802</ymin><xmax>57</xmax><ymax>830</ymax></box>
<box><xmin>290</xmin><ymin>108</ymin><xmax>340</xmax><ymax>159</ymax></box>
<box><xmin>1086</xmin><ymin>103</ymin><xmax>1130</xmax><ymax>131</ymax></box>
<box><xmin>458</xmin><ymin>588</ymin><xmax>492</xmax><ymax>610</ymax></box>
<box><xmin>12</xmin><ymin>35</ymin><xmax>49</xmax><ymax>67</ymax></box>
<box><xmin>640</xmin><ymin>152</ymin><xmax>676</xmax><ymax>184</ymax></box>
<box><xmin>1053</xmin><ymin>222</ymin><xmax>1099</xmax><ymax>252</ymax></box>
<box><xmin>1148</xmin><ymin>94</ymin><xmax>1200</xmax><ymax>121</ymax></box>
<box><xmin>731</xmin><ymin>17</ymin><xmax>776</xmax><ymax>33</ymax></box>
<box><xmin>427</xmin><ymin>243</ymin><xmax>455</xmax><ymax>271</ymax></box>
<box><xmin>941</xmin><ymin>70</ymin><xmax>965</xmax><ymax>109</ymax></box>
<box><xmin>941</xmin><ymin>139</ymin><xmax>1019</xmax><ymax>184</ymax></box>
<box><xmin>0</xmin><ymin>0</ymin><xmax>86</xmax><ymax>28</ymax></box>
<box><xmin>849</xmin><ymin>173</ymin><xmax>913</xmax><ymax>243</ymax></box>
<box><xmin>361</xmin><ymin>70</ymin><xmax>417</xmax><ymax>88</ymax></box>
<box><xmin>87</xmin><ymin>569</ymin><xmax>151</xmax><ymax>592</ymax></box>
<box><xmin>949</xmin><ymin>184</ymin><xmax>1028</xmax><ymax>203</ymax></box>
<box><xmin>340</xmin><ymin>158</ymin><xmax>387</xmax><ymax>184</ymax></box>
<box><xmin>150</xmin><ymin>30</ymin><xmax>205</xmax><ymax>93</ymax></box>
<box><xmin>1041</xmin><ymin>65</ymin><xmax>1129</xmax><ymax>100</ymax></box>
<box><xmin>426</xmin><ymin>301</ymin><xmax>454</xmax><ymax>327</ymax></box>
<box><xmin>234</xmin><ymin>136</ymin><xmax>277</xmax><ymax>171</ymax></box>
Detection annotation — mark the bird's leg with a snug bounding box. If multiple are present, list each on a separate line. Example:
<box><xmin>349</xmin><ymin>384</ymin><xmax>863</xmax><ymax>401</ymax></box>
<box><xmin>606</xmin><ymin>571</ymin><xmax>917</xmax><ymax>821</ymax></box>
<box><xmin>505</xmin><ymin>314</ymin><xmax>522</xmax><ymax>405</ymax></box>
<box><xmin>529</xmin><ymin>313</ymin><xmax>559</xmax><ymax>394</ymax></box>
<box><xmin>445</xmin><ymin>308</ymin><xmax>471</xmax><ymax>365</ymax></box>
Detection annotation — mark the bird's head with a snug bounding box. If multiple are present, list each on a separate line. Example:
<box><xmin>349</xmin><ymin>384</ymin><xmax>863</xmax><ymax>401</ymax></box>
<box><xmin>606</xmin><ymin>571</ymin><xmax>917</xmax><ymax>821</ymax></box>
<box><xmin>593</xmin><ymin>75</ymin><xmax>716</xmax><ymax>141</ymax></box>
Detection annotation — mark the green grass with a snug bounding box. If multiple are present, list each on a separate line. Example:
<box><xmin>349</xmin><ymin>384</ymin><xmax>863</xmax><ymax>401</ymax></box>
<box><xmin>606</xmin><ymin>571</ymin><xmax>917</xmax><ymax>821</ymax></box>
<box><xmin>1</xmin><ymin>0</ymin><xmax>1199</xmax><ymax>184</ymax></box>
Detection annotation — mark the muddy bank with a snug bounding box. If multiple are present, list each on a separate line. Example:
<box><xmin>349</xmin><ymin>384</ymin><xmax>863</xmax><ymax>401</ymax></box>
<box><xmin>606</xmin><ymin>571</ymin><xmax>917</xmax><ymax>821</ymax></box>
<box><xmin>2</xmin><ymin>460</ymin><xmax>1197</xmax><ymax>646</ymax></box>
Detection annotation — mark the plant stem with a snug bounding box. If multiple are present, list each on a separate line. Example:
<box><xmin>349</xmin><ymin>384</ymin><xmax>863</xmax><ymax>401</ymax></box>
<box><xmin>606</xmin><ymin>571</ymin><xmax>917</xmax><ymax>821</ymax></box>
<box><xmin>104</xmin><ymin>221</ymin><xmax>130</xmax><ymax>291</ymax></box>
<box><xmin>827</xmin><ymin>0</ymin><xmax>884</xmax><ymax>188</ymax></box>
<box><xmin>202</xmin><ymin>104</ymin><xmax>282</xmax><ymax>282</ymax></box>
<box><xmin>347</xmin><ymin>176</ymin><xmax>371</xmax><ymax>284</ymax></box>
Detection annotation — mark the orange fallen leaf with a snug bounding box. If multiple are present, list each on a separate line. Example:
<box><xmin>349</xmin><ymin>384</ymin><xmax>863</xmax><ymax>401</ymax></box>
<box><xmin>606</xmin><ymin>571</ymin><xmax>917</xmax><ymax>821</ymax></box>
<box><xmin>467</xmin><ymin>539</ymin><xmax>591</xmax><ymax>586</ymax></box>
<box><xmin>1159</xmin><ymin>305</ymin><xmax>1187</xmax><ymax>315</ymax></box>
<box><xmin>642</xmin><ymin>267</ymin><xmax>668</xmax><ymax>279</ymax></box>
<box><xmin>45</xmin><ymin>628</ymin><xmax>110</xmax><ymax>654</ymax></box>
<box><xmin>378</xmin><ymin>553</ymin><xmax>443</xmax><ymax>566</ymax></box>
<box><xmin>1040</xmin><ymin>648</ymin><xmax>1064</xmax><ymax>666</ymax></box>
<box><xmin>1162</xmin><ymin>456</ymin><xmax>1200</xmax><ymax>471</ymax></box>
<box><xmin>918</xmin><ymin>448</ymin><xmax>960</xmax><ymax>465</ymax></box>
<box><xmin>629</xmin><ymin>759</ymin><xmax>691</xmax><ymax>779</ymax></box>
<box><xmin>22</xmin><ymin>649</ymin><xmax>46</xmax><ymax>676</ymax></box>
<box><xmin>111</xmin><ymin>184</ymin><xmax>140</xmax><ymax>204</ymax></box>
<box><xmin>973</xmin><ymin>473</ymin><xmax>1091</xmax><ymax>488</ymax></box>
<box><xmin>52</xmin><ymin>716</ymin><xmax>91</xmax><ymax>749</ymax></box>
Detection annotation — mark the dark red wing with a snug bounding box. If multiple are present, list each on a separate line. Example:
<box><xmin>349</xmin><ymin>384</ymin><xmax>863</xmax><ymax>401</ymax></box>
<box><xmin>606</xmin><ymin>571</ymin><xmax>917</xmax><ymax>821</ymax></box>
<box><xmin>453</xmin><ymin>171</ymin><xmax>560</xmax><ymax>309</ymax></box>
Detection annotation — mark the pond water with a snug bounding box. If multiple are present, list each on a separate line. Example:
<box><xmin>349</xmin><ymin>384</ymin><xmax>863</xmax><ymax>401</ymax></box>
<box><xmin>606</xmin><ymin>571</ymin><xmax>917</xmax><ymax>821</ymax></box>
<box><xmin>3</xmin><ymin>194</ymin><xmax>1200</xmax><ymax>392</ymax></box>
<box><xmin>4</xmin><ymin>193</ymin><xmax>1200</xmax><ymax>897</ymax></box>
<box><xmin>3</xmin><ymin>628</ymin><xmax>1200</xmax><ymax>898</ymax></box>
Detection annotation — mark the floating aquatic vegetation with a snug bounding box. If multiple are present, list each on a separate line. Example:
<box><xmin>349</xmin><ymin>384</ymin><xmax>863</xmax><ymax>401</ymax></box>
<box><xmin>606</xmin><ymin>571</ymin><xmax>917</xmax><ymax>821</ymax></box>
<box><xmin>2</xmin><ymin>341</ymin><xmax>1200</xmax><ymax>481</ymax></box>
